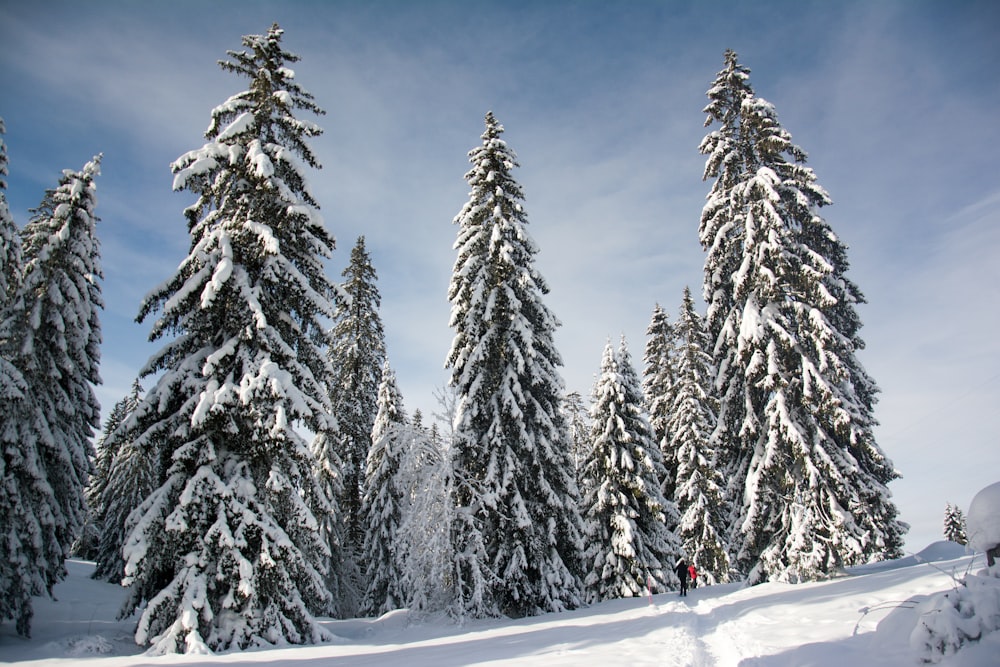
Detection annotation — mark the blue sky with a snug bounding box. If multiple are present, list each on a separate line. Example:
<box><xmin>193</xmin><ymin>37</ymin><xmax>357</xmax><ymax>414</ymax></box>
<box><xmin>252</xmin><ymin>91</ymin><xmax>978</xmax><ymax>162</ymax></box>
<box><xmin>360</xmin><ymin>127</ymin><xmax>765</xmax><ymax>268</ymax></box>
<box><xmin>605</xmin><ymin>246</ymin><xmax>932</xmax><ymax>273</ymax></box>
<box><xmin>2</xmin><ymin>0</ymin><xmax>998</xmax><ymax>553</ymax></box>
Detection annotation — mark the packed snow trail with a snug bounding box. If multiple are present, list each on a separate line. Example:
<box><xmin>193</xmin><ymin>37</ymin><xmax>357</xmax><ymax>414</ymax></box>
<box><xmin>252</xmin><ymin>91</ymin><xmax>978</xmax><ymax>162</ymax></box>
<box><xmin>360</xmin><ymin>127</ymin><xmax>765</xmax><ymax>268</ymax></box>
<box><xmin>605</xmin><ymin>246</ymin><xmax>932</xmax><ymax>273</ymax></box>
<box><xmin>332</xmin><ymin>588</ymin><xmax>726</xmax><ymax>667</ymax></box>
<box><xmin>471</xmin><ymin>596</ymin><xmax>712</xmax><ymax>667</ymax></box>
<box><xmin>327</xmin><ymin>593</ymin><xmax>718</xmax><ymax>667</ymax></box>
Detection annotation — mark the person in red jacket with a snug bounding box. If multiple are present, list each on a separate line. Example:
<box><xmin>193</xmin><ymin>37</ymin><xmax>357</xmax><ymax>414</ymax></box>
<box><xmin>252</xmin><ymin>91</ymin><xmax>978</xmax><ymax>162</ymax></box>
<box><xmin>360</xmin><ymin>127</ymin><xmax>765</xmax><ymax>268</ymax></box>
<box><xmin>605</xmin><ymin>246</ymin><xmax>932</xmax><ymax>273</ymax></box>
<box><xmin>674</xmin><ymin>558</ymin><xmax>690</xmax><ymax>597</ymax></box>
<box><xmin>688</xmin><ymin>563</ymin><xmax>698</xmax><ymax>589</ymax></box>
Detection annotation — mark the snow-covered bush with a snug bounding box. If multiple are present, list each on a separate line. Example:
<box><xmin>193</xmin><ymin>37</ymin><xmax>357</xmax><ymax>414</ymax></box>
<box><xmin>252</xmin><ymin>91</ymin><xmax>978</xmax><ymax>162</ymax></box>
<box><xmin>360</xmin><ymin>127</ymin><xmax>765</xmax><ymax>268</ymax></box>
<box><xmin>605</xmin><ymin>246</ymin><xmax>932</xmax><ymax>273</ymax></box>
<box><xmin>910</xmin><ymin>482</ymin><xmax>1000</xmax><ymax>662</ymax></box>
<box><xmin>910</xmin><ymin>566</ymin><xmax>1000</xmax><ymax>663</ymax></box>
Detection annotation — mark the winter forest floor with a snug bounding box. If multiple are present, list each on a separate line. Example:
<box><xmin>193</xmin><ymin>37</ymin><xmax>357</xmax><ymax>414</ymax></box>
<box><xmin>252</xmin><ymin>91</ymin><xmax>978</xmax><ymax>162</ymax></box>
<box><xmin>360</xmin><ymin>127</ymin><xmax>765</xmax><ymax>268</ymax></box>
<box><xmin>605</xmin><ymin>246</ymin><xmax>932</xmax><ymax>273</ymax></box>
<box><xmin>1</xmin><ymin>542</ymin><xmax>997</xmax><ymax>666</ymax></box>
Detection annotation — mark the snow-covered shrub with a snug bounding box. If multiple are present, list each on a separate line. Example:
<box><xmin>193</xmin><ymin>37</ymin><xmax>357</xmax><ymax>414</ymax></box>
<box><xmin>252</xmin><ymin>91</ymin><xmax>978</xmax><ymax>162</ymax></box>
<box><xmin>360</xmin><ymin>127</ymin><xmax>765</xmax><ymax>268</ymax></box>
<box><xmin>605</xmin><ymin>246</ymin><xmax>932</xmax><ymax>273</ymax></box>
<box><xmin>910</xmin><ymin>565</ymin><xmax>1000</xmax><ymax>662</ymax></box>
<box><xmin>67</xmin><ymin>635</ymin><xmax>114</xmax><ymax>656</ymax></box>
<box><xmin>910</xmin><ymin>483</ymin><xmax>1000</xmax><ymax>663</ymax></box>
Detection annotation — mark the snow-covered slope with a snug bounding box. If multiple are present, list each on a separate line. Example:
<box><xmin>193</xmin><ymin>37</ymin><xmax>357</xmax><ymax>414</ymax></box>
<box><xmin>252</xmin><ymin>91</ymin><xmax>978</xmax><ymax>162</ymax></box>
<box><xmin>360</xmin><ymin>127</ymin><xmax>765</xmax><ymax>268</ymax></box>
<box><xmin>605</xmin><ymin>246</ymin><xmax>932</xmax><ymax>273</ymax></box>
<box><xmin>1</xmin><ymin>542</ymin><xmax>996</xmax><ymax>666</ymax></box>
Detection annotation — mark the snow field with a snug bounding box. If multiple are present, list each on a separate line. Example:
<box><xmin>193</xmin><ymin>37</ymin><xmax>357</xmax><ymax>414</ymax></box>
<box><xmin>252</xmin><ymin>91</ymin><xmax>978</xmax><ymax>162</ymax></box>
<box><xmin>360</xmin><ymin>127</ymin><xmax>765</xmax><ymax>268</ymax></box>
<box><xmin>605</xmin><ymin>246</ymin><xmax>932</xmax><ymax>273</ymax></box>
<box><xmin>4</xmin><ymin>542</ymin><xmax>997</xmax><ymax>666</ymax></box>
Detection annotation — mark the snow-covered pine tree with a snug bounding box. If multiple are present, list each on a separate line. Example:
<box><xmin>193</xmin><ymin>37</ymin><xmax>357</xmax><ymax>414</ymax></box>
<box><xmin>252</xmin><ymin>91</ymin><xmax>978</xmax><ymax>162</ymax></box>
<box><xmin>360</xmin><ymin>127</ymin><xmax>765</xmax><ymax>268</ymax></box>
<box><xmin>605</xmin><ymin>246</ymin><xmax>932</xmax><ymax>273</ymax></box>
<box><xmin>307</xmin><ymin>422</ymin><xmax>347</xmax><ymax>617</ymax></box>
<box><xmin>642</xmin><ymin>303</ymin><xmax>679</xmax><ymax>501</ymax></box>
<box><xmin>562</xmin><ymin>391</ymin><xmax>591</xmax><ymax>489</ymax></box>
<box><xmin>0</xmin><ymin>117</ymin><xmax>21</xmax><ymax>309</ymax></box>
<box><xmin>445</xmin><ymin>112</ymin><xmax>584</xmax><ymax>619</ymax></box>
<box><xmin>358</xmin><ymin>361</ymin><xmax>408</xmax><ymax>617</ymax></box>
<box><xmin>943</xmin><ymin>503</ymin><xmax>968</xmax><ymax>545</ymax></box>
<box><xmin>668</xmin><ymin>287</ymin><xmax>730</xmax><ymax>584</ymax></box>
<box><xmin>95</xmin><ymin>437</ymin><xmax>159</xmax><ymax>588</ymax></box>
<box><xmin>89</xmin><ymin>379</ymin><xmax>154</xmax><ymax>583</ymax></box>
<box><xmin>792</xmin><ymin>147</ymin><xmax>904</xmax><ymax>564</ymax></box>
<box><xmin>0</xmin><ymin>156</ymin><xmax>103</xmax><ymax>637</ymax></box>
<box><xmin>119</xmin><ymin>25</ymin><xmax>345</xmax><ymax>653</ymax></box>
<box><xmin>581</xmin><ymin>338</ymin><xmax>681</xmax><ymax>602</ymax></box>
<box><xmin>698</xmin><ymin>50</ymin><xmax>755</xmax><ymax>519</ymax></box>
<box><xmin>326</xmin><ymin>235</ymin><xmax>386</xmax><ymax>614</ymax></box>
<box><xmin>0</xmin><ymin>116</ymin><xmax>21</xmax><ymax>631</ymax></box>
<box><xmin>699</xmin><ymin>50</ymin><xmax>906</xmax><ymax>583</ymax></box>
<box><xmin>76</xmin><ymin>379</ymin><xmax>142</xmax><ymax>562</ymax></box>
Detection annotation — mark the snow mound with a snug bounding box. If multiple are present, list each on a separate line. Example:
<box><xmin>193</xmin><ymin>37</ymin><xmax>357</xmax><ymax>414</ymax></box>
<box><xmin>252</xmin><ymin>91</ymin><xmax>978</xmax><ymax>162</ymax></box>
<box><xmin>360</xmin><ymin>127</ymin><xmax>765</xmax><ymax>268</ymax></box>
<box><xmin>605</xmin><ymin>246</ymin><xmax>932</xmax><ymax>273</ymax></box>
<box><xmin>323</xmin><ymin>608</ymin><xmax>411</xmax><ymax>640</ymax></box>
<box><xmin>967</xmin><ymin>481</ymin><xmax>1000</xmax><ymax>553</ymax></box>
<box><xmin>66</xmin><ymin>634</ymin><xmax>115</xmax><ymax>656</ymax></box>
<box><xmin>915</xmin><ymin>541</ymin><xmax>972</xmax><ymax>562</ymax></box>
<box><xmin>35</xmin><ymin>634</ymin><xmax>118</xmax><ymax>660</ymax></box>
<box><xmin>846</xmin><ymin>540</ymin><xmax>968</xmax><ymax>575</ymax></box>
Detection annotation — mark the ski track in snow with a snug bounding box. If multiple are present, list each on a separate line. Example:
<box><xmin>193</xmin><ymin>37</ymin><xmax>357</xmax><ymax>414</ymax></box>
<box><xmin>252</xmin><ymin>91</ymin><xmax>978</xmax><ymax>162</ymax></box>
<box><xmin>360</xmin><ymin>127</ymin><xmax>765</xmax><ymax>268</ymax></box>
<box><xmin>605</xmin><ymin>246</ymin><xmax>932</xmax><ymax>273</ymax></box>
<box><xmin>465</xmin><ymin>596</ymin><xmax>710</xmax><ymax>667</ymax></box>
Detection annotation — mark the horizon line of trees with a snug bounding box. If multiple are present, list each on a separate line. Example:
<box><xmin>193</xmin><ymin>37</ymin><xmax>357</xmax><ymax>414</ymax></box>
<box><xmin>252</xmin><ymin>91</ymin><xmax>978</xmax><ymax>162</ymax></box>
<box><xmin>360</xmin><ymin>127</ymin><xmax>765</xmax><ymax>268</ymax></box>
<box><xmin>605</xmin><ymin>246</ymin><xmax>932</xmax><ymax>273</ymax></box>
<box><xmin>0</xmin><ymin>24</ymin><xmax>906</xmax><ymax>655</ymax></box>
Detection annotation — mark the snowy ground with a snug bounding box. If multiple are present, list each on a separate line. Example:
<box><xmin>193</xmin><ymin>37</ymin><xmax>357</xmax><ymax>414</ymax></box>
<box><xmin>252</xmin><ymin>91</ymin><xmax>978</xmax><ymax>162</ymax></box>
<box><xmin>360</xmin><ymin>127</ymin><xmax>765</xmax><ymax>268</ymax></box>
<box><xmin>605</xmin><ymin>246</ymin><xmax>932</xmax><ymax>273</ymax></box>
<box><xmin>2</xmin><ymin>542</ymin><xmax>996</xmax><ymax>666</ymax></box>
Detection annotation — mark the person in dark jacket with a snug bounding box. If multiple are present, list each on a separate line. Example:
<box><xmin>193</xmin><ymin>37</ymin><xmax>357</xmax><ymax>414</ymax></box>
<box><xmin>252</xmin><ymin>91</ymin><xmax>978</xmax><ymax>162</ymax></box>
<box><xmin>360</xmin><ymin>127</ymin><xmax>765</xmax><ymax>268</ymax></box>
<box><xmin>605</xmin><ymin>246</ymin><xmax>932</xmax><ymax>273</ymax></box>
<box><xmin>675</xmin><ymin>558</ymin><xmax>690</xmax><ymax>597</ymax></box>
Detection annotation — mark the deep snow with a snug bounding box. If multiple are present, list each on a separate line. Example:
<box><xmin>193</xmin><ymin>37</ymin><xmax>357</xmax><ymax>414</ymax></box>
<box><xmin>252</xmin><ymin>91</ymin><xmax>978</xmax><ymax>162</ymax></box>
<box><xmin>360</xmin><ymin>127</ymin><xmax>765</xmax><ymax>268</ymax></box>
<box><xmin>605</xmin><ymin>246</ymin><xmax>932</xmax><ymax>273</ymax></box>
<box><xmin>1</xmin><ymin>542</ymin><xmax>997</xmax><ymax>666</ymax></box>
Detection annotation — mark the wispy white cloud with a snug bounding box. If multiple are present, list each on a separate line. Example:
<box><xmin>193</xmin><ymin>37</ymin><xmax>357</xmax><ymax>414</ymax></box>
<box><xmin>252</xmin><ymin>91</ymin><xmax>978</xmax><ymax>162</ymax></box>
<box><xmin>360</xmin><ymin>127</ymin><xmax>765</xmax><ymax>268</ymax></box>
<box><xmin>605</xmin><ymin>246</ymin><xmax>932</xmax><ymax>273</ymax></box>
<box><xmin>864</xmin><ymin>187</ymin><xmax>1000</xmax><ymax>546</ymax></box>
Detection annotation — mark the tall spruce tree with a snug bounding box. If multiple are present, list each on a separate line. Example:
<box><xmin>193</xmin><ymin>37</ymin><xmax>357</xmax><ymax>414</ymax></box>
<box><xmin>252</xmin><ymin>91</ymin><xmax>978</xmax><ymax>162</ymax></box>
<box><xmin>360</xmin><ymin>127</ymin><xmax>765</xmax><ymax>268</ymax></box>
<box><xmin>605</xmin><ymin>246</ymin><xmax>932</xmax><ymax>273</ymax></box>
<box><xmin>445</xmin><ymin>112</ymin><xmax>583</xmax><ymax>619</ymax></box>
<box><xmin>326</xmin><ymin>235</ymin><xmax>386</xmax><ymax>612</ymax></box>
<box><xmin>699</xmin><ymin>50</ymin><xmax>906</xmax><ymax>583</ymax></box>
<box><xmin>581</xmin><ymin>338</ymin><xmax>681</xmax><ymax>602</ymax></box>
<box><xmin>698</xmin><ymin>50</ymin><xmax>755</xmax><ymax>513</ymax></box>
<box><xmin>0</xmin><ymin>117</ymin><xmax>21</xmax><ymax>309</ymax></box>
<box><xmin>358</xmin><ymin>361</ymin><xmax>408</xmax><ymax>617</ymax></box>
<box><xmin>642</xmin><ymin>303</ymin><xmax>679</xmax><ymax>501</ymax></box>
<box><xmin>119</xmin><ymin>25</ymin><xmax>344</xmax><ymax>653</ymax></box>
<box><xmin>668</xmin><ymin>287</ymin><xmax>729</xmax><ymax>584</ymax></box>
<box><xmin>0</xmin><ymin>156</ymin><xmax>103</xmax><ymax>636</ymax></box>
